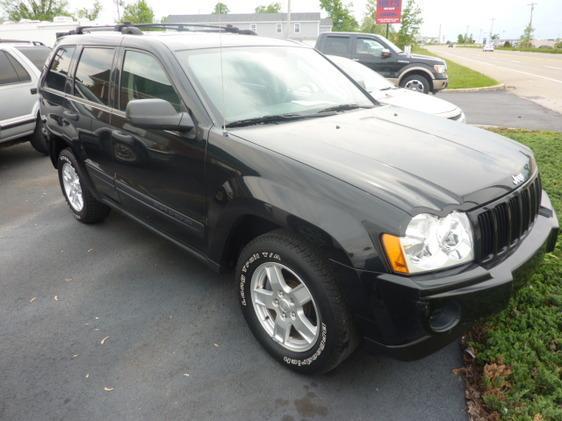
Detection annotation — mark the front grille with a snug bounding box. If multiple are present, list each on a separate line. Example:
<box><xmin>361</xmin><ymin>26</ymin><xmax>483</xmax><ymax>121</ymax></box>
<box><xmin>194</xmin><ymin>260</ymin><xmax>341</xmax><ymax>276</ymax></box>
<box><xmin>475</xmin><ymin>175</ymin><xmax>542</xmax><ymax>261</ymax></box>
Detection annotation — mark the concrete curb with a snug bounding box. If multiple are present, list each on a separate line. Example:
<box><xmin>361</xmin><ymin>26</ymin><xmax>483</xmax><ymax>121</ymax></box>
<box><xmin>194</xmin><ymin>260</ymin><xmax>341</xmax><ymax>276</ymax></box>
<box><xmin>442</xmin><ymin>83</ymin><xmax>506</xmax><ymax>93</ymax></box>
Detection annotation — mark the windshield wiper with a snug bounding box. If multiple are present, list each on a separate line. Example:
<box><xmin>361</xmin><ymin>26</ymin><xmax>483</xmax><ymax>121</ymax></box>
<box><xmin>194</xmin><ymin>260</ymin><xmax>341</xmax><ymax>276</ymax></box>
<box><xmin>315</xmin><ymin>103</ymin><xmax>373</xmax><ymax>113</ymax></box>
<box><xmin>226</xmin><ymin>113</ymin><xmax>309</xmax><ymax>128</ymax></box>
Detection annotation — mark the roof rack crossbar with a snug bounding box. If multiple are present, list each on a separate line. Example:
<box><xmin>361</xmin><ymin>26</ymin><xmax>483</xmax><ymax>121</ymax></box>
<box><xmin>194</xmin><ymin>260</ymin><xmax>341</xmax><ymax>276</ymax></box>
<box><xmin>59</xmin><ymin>23</ymin><xmax>256</xmax><ymax>37</ymax></box>
<box><xmin>0</xmin><ymin>39</ymin><xmax>46</xmax><ymax>46</ymax></box>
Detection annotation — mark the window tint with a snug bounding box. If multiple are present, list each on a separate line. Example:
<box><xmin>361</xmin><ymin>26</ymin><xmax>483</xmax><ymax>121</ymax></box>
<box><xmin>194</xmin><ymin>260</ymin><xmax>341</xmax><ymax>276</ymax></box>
<box><xmin>46</xmin><ymin>46</ymin><xmax>74</xmax><ymax>91</ymax></box>
<box><xmin>6</xmin><ymin>52</ymin><xmax>31</xmax><ymax>82</ymax></box>
<box><xmin>322</xmin><ymin>36</ymin><xmax>349</xmax><ymax>56</ymax></box>
<box><xmin>16</xmin><ymin>46</ymin><xmax>51</xmax><ymax>70</ymax></box>
<box><xmin>0</xmin><ymin>51</ymin><xmax>20</xmax><ymax>85</ymax></box>
<box><xmin>355</xmin><ymin>38</ymin><xmax>385</xmax><ymax>55</ymax></box>
<box><xmin>74</xmin><ymin>47</ymin><xmax>114</xmax><ymax>106</ymax></box>
<box><xmin>119</xmin><ymin>50</ymin><xmax>181</xmax><ymax>111</ymax></box>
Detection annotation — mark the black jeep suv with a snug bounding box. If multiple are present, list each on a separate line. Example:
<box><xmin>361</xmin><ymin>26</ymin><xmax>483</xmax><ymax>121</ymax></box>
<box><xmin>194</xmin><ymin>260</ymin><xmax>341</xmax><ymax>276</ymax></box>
<box><xmin>316</xmin><ymin>32</ymin><xmax>448</xmax><ymax>94</ymax></box>
<box><xmin>39</xmin><ymin>24</ymin><xmax>558</xmax><ymax>374</ymax></box>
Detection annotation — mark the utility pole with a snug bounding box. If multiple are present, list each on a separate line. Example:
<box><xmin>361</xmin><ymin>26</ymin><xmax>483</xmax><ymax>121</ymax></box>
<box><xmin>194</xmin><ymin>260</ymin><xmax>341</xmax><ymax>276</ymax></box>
<box><xmin>286</xmin><ymin>0</ymin><xmax>291</xmax><ymax>39</ymax></box>
<box><xmin>489</xmin><ymin>17</ymin><xmax>495</xmax><ymax>39</ymax></box>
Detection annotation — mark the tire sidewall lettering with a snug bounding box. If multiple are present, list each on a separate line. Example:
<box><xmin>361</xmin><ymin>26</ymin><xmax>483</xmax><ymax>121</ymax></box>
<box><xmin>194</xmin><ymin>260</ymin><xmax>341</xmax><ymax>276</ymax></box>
<box><xmin>239</xmin><ymin>251</ymin><xmax>281</xmax><ymax>307</ymax></box>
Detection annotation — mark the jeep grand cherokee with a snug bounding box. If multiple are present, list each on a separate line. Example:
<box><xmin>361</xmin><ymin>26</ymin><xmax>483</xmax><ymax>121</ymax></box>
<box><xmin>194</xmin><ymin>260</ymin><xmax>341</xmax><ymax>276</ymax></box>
<box><xmin>40</xmin><ymin>24</ymin><xmax>558</xmax><ymax>374</ymax></box>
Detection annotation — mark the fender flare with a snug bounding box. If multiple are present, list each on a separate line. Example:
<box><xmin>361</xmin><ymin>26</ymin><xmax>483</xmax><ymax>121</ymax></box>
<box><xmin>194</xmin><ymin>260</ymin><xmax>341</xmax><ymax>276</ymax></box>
<box><xmin>397</xmin><ymin>66</ymin><xmax>435</xmax><ymax>84</ymax></box>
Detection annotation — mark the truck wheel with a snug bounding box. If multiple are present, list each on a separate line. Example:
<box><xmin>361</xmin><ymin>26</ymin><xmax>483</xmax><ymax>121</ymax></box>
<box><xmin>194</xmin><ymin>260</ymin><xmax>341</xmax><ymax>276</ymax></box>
<box><xmin>401</xmin><ymin>74</ymin><xmax>431</xmax><ymax>94</ymax></box>
<box><xmin>57</xmin><ymin>148</ymin><xmax>110</xmax><ymax>224</ymax></box>
<box><xmin>236</xmin><ymin>230</ymin><xmax>357</xmax><ymax>374</ymax></box>
<box><xmin>29</xmin><ymin>116</ymin><xmax>48</xmax><ymax>155</ymax></box>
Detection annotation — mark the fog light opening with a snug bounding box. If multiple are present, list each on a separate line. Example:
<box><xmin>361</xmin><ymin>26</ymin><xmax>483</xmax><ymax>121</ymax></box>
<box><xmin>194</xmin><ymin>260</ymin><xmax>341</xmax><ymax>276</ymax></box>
<box><xmin>428</xmin><ymin>301</ymin><xmax>461</xmax><ymax>333</ymax></box>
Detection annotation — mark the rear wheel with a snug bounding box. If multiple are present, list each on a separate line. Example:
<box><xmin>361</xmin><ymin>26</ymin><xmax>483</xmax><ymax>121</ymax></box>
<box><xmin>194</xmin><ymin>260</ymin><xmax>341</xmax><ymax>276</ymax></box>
<box><xmin>29</xmin><ymin>116</ymin><xmax>48</xmax><ymax>155</ymax></box>
<box><xmin>57</xmin><ymin>148</ymin><xmax>110</xmax><ymax>224</ymax></box>
<box><xmin>236</xmin><ymin>230</ymin><xmax>357</xmax><ymax>374</ymax></box>
<box><xmin>400</xmin><ymin>74</ymin><xmax>431</xmax><ymax>94</ymax></box>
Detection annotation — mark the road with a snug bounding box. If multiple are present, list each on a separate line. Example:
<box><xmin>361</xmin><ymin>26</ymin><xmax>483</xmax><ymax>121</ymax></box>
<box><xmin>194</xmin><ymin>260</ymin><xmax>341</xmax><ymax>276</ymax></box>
<box><xmin>427</xmin><ymin>46</ymin><xmax>562</xmax><ymax>114</ymax></box>
<box><xmin>0</xmin><ymin>143</ymin><xmax>467</xmax><ymax>420</ymax></box>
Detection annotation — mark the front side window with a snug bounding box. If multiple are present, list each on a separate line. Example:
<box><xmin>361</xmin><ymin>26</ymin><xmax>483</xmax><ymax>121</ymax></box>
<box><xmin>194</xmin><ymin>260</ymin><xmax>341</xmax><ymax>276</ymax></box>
<box><xmin>355</xmin><ymin>38</ymin><xmax>385</xmax><ymax>56</ymax></box>
<box><xmin>74</xmin><ymin>47</ymin><xmax>115</xmax><ymax>106</ymax></box>
<box><xmin>0</xmin><ymin>51</ymin><xmax>30</xmax><ymax>84</ymax></box>
<box><xmin>119</xmin><ymin>50</ymin><xmax>182</xmax><ymax>111</ymax></box>
<box><xmin>45</xmin><ymin>46</ymin><xmax>74</xmax><ymax>91</ymax></box>
<box><xmin>177</xmin><ymin>46</ymin><xmax>372</xmax><ymax>124</ymax></box>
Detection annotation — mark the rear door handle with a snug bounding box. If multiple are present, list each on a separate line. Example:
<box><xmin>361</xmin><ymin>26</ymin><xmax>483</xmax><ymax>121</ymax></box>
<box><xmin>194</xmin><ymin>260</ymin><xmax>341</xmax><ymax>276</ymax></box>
<box><xmin>63</xmin><ymin>110</ymin><xmax>79</xmax><ymax>121</ymax></box>
<box><xmin>112</xmin><ymin>130</ymin><xmax>135</xmax><ymax>144</ymax></box>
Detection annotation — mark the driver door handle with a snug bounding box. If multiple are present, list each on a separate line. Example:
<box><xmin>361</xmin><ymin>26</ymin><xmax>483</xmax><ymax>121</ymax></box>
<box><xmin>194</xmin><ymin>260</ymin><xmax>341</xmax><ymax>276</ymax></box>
<box><xmin>63</xmin><ymin>110</ymin><xmax>79</xmax><ymax>121</ymax></box>
<box><xmin>112</xmin><ymin>130</ymin><xmax>135</xmax><ymax>144</ymax></box>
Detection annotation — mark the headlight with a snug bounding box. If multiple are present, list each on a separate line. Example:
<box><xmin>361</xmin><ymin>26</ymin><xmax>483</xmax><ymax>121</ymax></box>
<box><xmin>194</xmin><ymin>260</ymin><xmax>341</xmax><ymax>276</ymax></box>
<box><xmin>382</xmin><ymin>212</ymin><xmax>474</xmax><ymax>274</ymax></box>
<box><xmin>434</xmin><ymin>64</ymin><xmax>446</xmax><ymax>74</ymax></box>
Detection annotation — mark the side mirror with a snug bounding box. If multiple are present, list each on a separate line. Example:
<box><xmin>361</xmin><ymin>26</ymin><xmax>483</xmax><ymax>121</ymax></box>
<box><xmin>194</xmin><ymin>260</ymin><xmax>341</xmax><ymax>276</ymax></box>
<box><xmin>126</xmin><ymin>99</ymin><xmax>194</xmax><ymax>131</ymax></box>
<box><xmin>381</xmin><ymin>48</ymin><xmax>391</xmax><ymax>59</ymax></box>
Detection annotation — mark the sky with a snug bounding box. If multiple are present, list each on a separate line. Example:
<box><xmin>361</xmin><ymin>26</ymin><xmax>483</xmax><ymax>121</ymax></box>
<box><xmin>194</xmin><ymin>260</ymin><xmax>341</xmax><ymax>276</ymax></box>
<box><xmin>11</xmin><ymin>0</ymin><xmax>562</xmax><ymax>41</ymax></box>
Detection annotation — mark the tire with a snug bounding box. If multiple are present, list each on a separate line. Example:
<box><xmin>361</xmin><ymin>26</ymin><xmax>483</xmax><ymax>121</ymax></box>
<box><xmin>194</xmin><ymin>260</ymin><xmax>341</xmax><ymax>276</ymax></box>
<box><xmin>400</xmin><ymin>74</ymin><xmax>431</xmax><ymax>94</ymax></box>
<box><xmin>57</xmin><ymin>148</ymin><xmax>110</xmax><ymax>224</ymax></box>
<box><xmin>236</xmin><ymin>230</ymin><xmax>358</xmax><ymax>374</ymax></box>
<box><xmin>29</xmin><ymin>116</ymin><xmax>48</xmax><ymax>155</ymax></box>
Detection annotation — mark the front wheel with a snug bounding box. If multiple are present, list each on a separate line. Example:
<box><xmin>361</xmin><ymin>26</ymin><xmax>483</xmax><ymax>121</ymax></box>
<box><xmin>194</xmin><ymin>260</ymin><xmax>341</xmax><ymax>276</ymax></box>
<box><xmin>236</xmin><ymin>230</ymin><xmax>357</xmax><ymax>374</ymax></box>
<box><xmin>400</xmin><ymin>74</ymin><xmax>431</xmax><ymax>94</ymax></box>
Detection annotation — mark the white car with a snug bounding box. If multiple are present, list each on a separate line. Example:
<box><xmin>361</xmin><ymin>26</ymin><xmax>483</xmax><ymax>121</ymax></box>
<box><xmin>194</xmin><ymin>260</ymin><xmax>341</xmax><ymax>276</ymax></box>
<box><xmin>0</xmin><ymin>40</ymin><xmax>51</xmax><ymax>153</ymax></box>
<box><xmin>328</xmin><ymin>55</ymin><xmax>466</xmax><ymax>123</ymax></box>
<box><xmin>483</xmin><ymin>43</ymin><xmax>495</xmax><ymax>52</ymax></box>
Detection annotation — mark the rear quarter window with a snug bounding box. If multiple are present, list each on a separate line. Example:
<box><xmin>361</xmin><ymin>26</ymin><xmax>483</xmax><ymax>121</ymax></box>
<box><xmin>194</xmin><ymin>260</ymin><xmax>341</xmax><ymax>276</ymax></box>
<box><xmin>16</xmin><ymin>46</ymin><xmax>51</xmax><ymax>71</ymax></box>
<box><xmin>0</xmin><ymin>50</ymin><xmax>31</xmax><ymax>85</ymax></box>
<box><xmin>45</xmin><ymin>46</ymin><xmax>75</xmax><ymax>91</ymax></box>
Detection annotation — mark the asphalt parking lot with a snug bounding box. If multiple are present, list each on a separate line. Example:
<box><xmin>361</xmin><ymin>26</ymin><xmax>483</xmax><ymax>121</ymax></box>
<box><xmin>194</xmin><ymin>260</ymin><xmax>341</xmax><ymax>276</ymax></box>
<box><xmin>0</xmin><ymin>143</ymin><xmax>467</xmax><ymax>420</ymax></box>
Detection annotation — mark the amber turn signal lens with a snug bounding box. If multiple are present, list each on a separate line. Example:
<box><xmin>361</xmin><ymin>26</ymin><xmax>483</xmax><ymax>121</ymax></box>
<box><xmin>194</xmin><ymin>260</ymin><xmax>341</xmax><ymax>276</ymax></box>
<box><xmin>381</xmin><ymin>234</ymin><xmax>410</xmax><ymax>274</ymax></box>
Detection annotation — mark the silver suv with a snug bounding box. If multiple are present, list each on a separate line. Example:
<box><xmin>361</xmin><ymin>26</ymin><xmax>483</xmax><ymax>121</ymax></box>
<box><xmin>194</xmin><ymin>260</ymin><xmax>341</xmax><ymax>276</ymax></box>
<box><xmin>0</xmin><ymin>40</ymin><xmax>51</xmax><ymax>153</ymax></box>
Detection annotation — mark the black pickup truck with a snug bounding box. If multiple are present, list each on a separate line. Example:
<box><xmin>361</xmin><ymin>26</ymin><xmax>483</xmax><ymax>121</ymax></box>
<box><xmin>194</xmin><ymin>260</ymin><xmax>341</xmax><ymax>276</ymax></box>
<box><xmin>316</xmin><ymin>32</ymin><xmax>448</xmax><ymax>94</ymax></box>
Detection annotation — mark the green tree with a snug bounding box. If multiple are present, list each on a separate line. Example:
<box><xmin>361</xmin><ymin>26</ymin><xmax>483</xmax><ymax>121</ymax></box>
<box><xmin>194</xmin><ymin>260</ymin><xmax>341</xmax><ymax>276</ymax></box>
<box><xmin>360</xmin><ymin>0</ymin><xmax>389</xmax><ymax>35</ymax></box>
<box><xmin>77</xmin><ymin>0</ymin><xmax>102</xmax><ymax>21</ymax></box>
<box><xmin>212</xmin><ymin>2</ymin><xmax>229</xmax><ymax>14</ymax></box>
<box><xmin>519</xmin><ymin>23</ymin><xmax>534</xmax><ymax>48</ymax></box>
<box><xmin>392</xmin><ymin>0</ymin><xmax>422</xmax><ymax>48</ymax></box>
<box><xmin>457</xmin><ymin>33</ymin><xmax>465</xmax><ymax>44</ymax></box>
<box><xmin>0</xmin><ymin>0</ymin><xmax>71</xmax><ymax>21</ymax></box>
<box><xmin>255</xmin><ymin>2</ymin><xmax>281</xmax><ymax>13</ymax></box>
<box><xmin>121</xmin><ymin>0</ymin><xmax>154</xmax><ymax>24</ymax></box>
<box><xmin>555</xmin><ymin>39</ymin><xmax>562</xmax><ymax>49</ymax></box>
<box><xmin>319</xmin><ymin>0</ymin><xmax>358</xmax><ymax>32</ymax></box>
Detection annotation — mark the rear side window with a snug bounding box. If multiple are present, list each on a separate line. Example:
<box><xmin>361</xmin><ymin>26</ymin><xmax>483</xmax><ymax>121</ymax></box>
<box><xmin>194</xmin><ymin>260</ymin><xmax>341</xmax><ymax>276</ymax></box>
<box><xmin>74</xmin><ymin>47</ymin><xmax>115</xmax><ymax>106</ymax></box>
<box><xmin>16</xmin><ymin>46</ymin><xmax>51</xmax><ymax>71</ymax></box>
<box><xmin>46</xmin><ymin>46</ymin><xmax>74</xmax><ymax>91</ymax></box>
<box><xmin>119</xmin><ymin>50</ymin><xmax>182</xmax><ymax>111</ymax></box>
<box><xmin>322</xmin><ymin>36</ymin><xmax>350</xmax><ymax>56</ymax></box>
<box><xmin>0</xmin><ymin>51</ymin><xmax>31</xmax><ymax>85</ymax></box>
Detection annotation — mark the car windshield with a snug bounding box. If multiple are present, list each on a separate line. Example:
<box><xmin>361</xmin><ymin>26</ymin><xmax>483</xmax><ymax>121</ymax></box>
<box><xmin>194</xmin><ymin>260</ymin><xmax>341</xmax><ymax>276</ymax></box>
<box><xmin>176</xmin><ymin>46</ymin><xmax>374</xmax><ymax>125</ymax></box>
<box><xmin>329</xmin><ymin>55</ymin><xmax>395</xmax><ymax>92</ymax></box>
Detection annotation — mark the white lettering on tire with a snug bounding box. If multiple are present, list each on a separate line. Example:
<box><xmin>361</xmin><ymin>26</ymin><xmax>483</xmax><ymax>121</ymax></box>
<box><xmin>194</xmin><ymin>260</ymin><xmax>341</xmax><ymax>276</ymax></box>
<box><xmin>239</xmin><ymin>251</ymin><xmax>281</xmax><ymax>306</ymax></box>
<box><xmin>283</xmin><ymin>323</ymin><xmax>327</xmax><ymax>367</ymax></box>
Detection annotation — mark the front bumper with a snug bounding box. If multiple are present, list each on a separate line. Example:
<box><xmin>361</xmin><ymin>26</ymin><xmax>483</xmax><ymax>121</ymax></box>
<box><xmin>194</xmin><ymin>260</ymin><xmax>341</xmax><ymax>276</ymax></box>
<box><xmin>349</xmin><ymin>191</ymin><xmax>558</xmax><ymax>360</ymax></box>
<box><xmin>432</xmin><ymin>77</ymin><xmax>448</xmax><ymax>91</ymax></box>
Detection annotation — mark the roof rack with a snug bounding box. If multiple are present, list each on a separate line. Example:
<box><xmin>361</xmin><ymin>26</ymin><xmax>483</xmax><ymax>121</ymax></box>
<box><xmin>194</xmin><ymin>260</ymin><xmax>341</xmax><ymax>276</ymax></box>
<box><xmin>56</xmin><ymin>23</ymin><xmax>257</xmax><ymax>39</ymax></box>
<box><xmin>0</xmin><ymin>39</ymin><xmax>46</xmax><ymax>46</ymax></box>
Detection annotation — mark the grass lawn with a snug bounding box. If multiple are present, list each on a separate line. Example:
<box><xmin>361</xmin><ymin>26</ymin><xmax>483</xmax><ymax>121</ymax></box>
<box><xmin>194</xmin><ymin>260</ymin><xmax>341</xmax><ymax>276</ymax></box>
<box><xmin>414</xmin><ymin>46</ymin><xmax>499</xmax><ymax>89</ymax></box>
<box><xmin>496</xmin><ymin>47</ymin><xmax>562</xmax><ymax>54</ymax></box>
<box><xmin>462</xmin><ymin>129</ymin><xmax>561</xmax><ymax>420</ymax></box>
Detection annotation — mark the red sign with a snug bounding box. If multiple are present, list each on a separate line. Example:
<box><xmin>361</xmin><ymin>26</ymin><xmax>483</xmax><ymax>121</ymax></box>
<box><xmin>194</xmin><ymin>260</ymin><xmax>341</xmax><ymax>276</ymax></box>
<box><xmin>376</xmin><ymin>0</ymin><xmax>402</xmax><ymax>24</ymax></box>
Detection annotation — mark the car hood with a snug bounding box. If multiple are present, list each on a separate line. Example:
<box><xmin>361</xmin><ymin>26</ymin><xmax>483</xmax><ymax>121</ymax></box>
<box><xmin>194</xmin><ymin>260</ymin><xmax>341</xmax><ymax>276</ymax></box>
<box><xmin>230</xmin><ymin>106</ymin><xmax>534</xmax><ymax>214</ymax></box>
<box><xmin>403</xmin><ymin>53</ymin><xmax>445</xmax><ymax>65</ymax></box>
<box><xmin>372</xmin><ymin>88</ymin><xmax>461</xmax><ymax>117</ymax></box>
